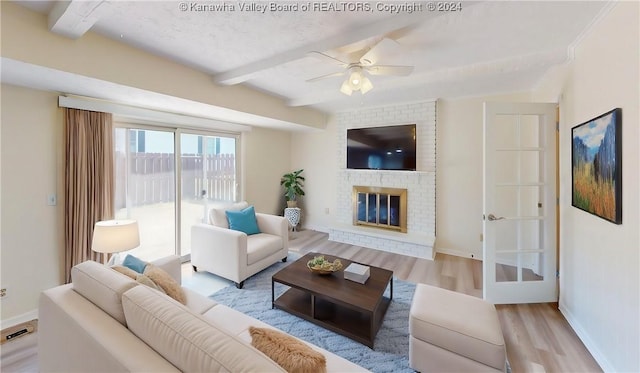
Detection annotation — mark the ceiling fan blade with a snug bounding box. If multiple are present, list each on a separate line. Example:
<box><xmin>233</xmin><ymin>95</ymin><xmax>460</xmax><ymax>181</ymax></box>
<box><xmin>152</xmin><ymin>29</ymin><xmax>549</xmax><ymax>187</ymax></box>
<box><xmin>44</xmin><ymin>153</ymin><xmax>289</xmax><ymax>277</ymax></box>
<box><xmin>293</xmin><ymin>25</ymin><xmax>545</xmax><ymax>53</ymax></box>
<box><xmin>306</xmin><ymin>71</ymin><xmax>346</xmax><ymax>82</ymax></box>
<box><xmin>359</xmin><ymin>38</ymin><xmax>403</xmax><ymax>66</ymax></box>
<box><xmin>307</xmin><ymin>51</ymin><xmax>349</xmax><ymax>66</ymax></box>
<box><xmin>366</xmin><ymin>65</ymin><xmax>414</xmax><ymax>76</ymax></box>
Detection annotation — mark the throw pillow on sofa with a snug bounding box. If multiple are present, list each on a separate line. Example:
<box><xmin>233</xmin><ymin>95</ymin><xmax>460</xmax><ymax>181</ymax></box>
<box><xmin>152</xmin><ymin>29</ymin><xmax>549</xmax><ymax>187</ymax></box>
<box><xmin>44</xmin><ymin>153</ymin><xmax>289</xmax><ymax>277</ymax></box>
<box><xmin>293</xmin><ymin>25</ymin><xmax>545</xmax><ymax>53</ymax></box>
<box><xmin>112</xmin><ymin>265</ymin><xmax>167</xmax><ymax>295</ymax></box>
<box><xmin>249</xmin><ymin>326</ymin><xmax>327</xmax><ymax>373</ymax></box>
<box><xmin>122</xmin><ymin>254</ymin><xmax>148</xmax><ymax>273</ymax></box>
<box><xmin>226</xmin><ymin>205</ymin><xmax>261</xmax><ymax>235</ymax></box>
<box><xmin>143</xmin><ymin>264</ymin><xmax>186</xmax><ymax>304</ymax></box>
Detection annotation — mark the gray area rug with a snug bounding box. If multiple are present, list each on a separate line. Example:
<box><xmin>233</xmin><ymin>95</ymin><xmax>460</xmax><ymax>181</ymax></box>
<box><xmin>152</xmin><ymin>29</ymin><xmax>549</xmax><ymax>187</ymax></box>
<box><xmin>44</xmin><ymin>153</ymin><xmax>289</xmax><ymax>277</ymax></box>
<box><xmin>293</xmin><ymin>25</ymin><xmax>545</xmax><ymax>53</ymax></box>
<box><xmin>210</xmin><ymin>253</ymin><xmax>415</xmax><ymax>373</ymax></box>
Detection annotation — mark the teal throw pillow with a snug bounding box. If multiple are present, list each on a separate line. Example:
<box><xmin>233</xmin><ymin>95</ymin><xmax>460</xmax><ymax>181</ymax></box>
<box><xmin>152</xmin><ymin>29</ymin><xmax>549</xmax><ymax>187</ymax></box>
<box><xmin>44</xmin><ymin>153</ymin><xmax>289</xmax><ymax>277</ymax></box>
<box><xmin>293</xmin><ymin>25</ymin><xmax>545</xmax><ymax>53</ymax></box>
<box><xmin>122</xmin><ymin>254</ymin><xmax>147</xmax><ymax>274</ymax></box>
<box><xmin>226</xmin><ymin>206</ymin><xmax>261</xmax><ymax>235</ymax></box>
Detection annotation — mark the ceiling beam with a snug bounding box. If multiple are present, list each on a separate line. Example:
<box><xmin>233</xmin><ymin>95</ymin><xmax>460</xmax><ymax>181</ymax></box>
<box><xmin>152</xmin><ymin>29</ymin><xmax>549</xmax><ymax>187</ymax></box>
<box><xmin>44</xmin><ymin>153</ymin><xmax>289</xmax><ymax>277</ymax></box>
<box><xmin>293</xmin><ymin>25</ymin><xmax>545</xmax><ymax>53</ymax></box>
<box><xmin>48</xmin><ymin>0</ymin><xmax>110</xmax><ymax>39</ymax></box>
<box><xmin>213</xmin><ymin>12</ymin><xmax>435</xmax><ymax>85</ymax></box>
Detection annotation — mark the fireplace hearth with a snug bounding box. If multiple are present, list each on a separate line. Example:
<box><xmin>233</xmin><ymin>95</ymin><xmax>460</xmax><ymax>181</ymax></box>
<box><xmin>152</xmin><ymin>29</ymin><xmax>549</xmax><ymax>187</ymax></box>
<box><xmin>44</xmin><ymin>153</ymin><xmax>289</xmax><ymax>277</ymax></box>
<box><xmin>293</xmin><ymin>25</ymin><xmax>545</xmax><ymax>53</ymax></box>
<box><xmin>352</xmin><ymin>186</ymin><xmax>407</xmax><ymax>233</ymax></box>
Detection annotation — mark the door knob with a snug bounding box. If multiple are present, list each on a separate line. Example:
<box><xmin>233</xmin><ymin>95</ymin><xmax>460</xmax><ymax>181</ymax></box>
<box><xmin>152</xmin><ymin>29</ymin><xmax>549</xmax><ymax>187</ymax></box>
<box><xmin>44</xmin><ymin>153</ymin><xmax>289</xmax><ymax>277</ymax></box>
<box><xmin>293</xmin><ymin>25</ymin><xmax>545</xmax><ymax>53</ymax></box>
<box><xmin>487</xmin><ymin>213</ymin><xmax>505</xmax><ymax>221</ymax></box>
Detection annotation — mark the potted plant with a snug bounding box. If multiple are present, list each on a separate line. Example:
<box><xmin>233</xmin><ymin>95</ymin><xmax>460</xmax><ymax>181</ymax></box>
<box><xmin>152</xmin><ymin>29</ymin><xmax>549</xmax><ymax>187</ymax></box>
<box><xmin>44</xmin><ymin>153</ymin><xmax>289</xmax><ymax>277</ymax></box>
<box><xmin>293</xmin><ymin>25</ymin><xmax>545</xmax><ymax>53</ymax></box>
<box><xmin>280</xmin><ymin>169</ymin><xmax>305</xmax><ymax>208</ymax></box>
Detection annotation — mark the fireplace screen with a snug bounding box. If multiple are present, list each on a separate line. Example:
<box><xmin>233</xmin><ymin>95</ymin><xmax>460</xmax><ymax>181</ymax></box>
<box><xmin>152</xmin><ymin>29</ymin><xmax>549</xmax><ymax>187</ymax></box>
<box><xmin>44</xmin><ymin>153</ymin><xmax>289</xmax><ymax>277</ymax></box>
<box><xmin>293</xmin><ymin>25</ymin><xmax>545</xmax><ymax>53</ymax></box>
<box><xmin>353</xmin><ymin>186</ymin><xmax>407</xmax><ymax>232</ymax></box>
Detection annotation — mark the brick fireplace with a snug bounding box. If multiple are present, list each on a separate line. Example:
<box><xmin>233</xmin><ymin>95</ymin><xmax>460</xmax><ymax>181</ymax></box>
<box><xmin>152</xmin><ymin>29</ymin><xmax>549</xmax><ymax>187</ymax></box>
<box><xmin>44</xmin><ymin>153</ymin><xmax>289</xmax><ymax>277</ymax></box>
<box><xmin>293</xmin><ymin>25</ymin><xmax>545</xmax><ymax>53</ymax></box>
<box><xmin>328</xmin><ymin>101</ymin><xmax>437</xmax><ymax>260</ymax></box>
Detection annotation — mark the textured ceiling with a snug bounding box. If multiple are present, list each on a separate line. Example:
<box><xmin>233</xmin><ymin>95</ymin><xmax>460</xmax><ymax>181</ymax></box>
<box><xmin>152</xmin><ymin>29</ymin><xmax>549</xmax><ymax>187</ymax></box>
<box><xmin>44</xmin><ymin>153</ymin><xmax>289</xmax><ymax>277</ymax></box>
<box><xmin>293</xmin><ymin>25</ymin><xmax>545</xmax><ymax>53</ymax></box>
<box><xmin>11</xmin><ymin>1</ymin><xmax>610</xmax><ymax>116</ymax></box>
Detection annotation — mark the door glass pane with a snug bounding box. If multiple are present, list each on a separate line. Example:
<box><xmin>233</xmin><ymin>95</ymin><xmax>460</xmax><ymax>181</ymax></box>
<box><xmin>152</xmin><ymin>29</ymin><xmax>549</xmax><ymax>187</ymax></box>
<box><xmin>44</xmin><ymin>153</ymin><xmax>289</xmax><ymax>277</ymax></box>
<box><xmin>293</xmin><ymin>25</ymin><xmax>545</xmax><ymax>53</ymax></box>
<box><xmin>180</xmin><ymin>133</ymin><xmax>237</xmax><ymax>257</ymax></box>
<box><xmin>494</xmin><ymin>114</ymin><xmax>542</xmax><ymax>149</ymax></box>
<box><xmin>522</xmin><ymin>252</ymin><xmax>544</xmax><ymax>282</ymax></box>
<box><xmin>495</xmin><ymin>150</ymin><xmax>542</xmax><ymax>184</ymax></box>
<box><xmin>495</xmin><ymin>186</ymin><xmax>544</xmax><ymax>217</ymax></box>
<box><xmin>495</xmin><ymin>218</ymin><xmax>544</xmax><ymax>282</ymax></box>
<box><xmin>496</xmin><ymin>252</ymin><xmax>517</xmax><ymax>282</ymax></box>
<box><xmin>115</xmin><ymin>128</ymin><xmax>175</xmax><ymax>261</ymax></box>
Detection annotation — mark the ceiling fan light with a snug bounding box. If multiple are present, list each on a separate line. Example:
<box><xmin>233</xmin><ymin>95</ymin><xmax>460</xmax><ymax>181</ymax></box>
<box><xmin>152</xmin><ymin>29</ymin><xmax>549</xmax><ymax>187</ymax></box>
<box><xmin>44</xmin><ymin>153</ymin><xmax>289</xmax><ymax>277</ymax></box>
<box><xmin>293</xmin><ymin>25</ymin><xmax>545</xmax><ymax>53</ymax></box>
<box><xmin>349</xmin><ymin>70</ymin><xmax>363</xmax><ymax>89</ymax></box>
<box><xmin>360</xmin><ymin>76</ymin><xmax>373</xmax><ymax>94</ymax></box>
<box><xmin>340</xmin><ymin>80</ymin><xmax>353</xmax><ymax>96</ymax></box>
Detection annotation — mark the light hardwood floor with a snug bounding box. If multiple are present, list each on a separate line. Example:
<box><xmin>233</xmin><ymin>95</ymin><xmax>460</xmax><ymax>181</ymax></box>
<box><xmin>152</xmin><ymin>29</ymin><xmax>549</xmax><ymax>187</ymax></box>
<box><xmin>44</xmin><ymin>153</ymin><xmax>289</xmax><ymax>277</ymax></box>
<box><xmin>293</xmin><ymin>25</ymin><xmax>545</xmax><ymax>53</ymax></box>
<box><xmin>2</xmin><ymin>230</ymin><xmax>602</xmax><ymax>372</ymax></box>
<box><xmin>289</xmin><ymin>230</ymin><xmax>602</xmax><ymax>373</ymax></box>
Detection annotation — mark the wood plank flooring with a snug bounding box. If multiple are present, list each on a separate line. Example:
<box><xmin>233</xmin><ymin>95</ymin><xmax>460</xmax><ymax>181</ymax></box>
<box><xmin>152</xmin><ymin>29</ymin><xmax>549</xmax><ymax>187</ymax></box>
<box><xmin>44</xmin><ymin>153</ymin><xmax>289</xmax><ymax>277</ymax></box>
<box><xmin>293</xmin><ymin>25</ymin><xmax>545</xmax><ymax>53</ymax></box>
<box><xmin>289</xmin><ymin>230</ymin><xmax>602</xmax><ymax>373</ymax></box>
<box><xmin>2</xmin><ymin>230</ymin><xmax>602</xmax><ymax>372</ymax></box>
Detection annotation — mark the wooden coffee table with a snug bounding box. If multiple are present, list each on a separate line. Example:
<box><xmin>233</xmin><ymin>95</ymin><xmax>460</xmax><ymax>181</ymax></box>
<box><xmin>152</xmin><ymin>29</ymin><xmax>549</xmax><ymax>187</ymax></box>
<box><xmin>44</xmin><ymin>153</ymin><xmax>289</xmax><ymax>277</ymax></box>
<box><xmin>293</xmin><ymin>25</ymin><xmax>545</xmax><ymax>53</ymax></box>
<box><xmin>271</xmin><ymin>253</ymin><xmax>393</xmax><ymax>348</ymax></box>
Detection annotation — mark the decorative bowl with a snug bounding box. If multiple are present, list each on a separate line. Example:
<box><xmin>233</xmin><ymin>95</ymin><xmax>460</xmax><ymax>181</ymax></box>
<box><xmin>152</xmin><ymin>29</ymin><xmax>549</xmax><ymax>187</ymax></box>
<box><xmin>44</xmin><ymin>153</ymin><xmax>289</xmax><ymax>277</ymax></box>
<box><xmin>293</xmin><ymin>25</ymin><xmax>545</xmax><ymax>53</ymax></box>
<box><xmin>307</xmin><ymin>255</ymin><xmax>343</xmax><ymax>275</ymax></box>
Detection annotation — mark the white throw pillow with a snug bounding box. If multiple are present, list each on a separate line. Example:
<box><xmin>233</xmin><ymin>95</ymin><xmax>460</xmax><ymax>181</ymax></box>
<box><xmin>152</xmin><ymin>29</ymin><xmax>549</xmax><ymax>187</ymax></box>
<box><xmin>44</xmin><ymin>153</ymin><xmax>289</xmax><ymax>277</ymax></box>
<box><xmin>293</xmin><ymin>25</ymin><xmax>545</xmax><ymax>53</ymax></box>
<box><xmin>208</xmin><ymin>201</ymin><xmax>249</xmax><ymax>228</ymax></box>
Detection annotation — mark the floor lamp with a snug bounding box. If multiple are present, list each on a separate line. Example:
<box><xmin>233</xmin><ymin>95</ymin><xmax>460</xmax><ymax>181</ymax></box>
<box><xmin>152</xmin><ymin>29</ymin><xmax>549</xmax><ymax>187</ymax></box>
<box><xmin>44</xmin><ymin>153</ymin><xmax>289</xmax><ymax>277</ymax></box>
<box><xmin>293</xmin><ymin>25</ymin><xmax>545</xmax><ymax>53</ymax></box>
<box><xmin>91</xmin><ymin>220</ymin><xmax>140</xmax><ymax>264</ymax></box>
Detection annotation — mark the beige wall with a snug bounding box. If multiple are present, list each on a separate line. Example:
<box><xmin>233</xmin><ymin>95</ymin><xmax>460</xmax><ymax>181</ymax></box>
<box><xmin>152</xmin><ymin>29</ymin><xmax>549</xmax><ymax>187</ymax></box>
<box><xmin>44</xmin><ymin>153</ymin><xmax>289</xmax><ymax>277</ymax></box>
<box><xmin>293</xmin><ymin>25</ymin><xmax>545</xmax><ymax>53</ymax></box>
<box><xmin>242</xmin><ymin>127</ymin><xmax>292</xmax><ymax>215</ymax></box>
<box><xmin>1</xmin><ymin>2</ymin><xmax>326</xmax><ymax>130</ymax></box>
<box><xmin>533</xmin><ymin>2</ymin><xmax>639</xmax><ymax>371</ymax></box>
<box><xmin>0</xmin><ymin>84</ymin><xmax>65</xmax><ymax>323</ymax></box>
<box><xmin>435</xmin><ymin>92</ymin><xmax>531</xmax><ymax>258</ymax></box>
<box><xmin>290</xmin><ymin>122</ymin><xmax>338</xmax><ymax>230</ymax></box>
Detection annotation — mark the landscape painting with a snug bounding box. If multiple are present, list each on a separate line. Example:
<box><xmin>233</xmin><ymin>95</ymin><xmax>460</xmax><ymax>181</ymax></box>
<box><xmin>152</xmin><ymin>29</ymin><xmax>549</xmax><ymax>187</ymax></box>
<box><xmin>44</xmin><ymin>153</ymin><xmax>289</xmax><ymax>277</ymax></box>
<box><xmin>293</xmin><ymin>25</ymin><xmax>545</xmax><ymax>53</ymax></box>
<box><xmin>571</xmin><ymin>108</ymin><xmax>622</xmax><ymax>224</ymax></box>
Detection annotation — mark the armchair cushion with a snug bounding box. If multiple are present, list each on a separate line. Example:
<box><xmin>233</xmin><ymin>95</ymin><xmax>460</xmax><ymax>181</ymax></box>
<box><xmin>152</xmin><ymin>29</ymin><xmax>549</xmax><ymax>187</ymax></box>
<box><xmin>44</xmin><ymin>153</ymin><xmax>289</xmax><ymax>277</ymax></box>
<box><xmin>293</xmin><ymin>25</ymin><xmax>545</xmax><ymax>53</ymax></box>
<box><xmin>247</xmin><ymin>234</ymin><xmax>284</xmax><ymax>265</ymax></box>
<box><xmin>209</xmin><ymin>201</ymin><xmax>249</xmax><ymax>229</ymax></box>
<box><xmin>226</xmin><ymin>206</ymin><xmax>261</xmax><ymax>235</ymax></box>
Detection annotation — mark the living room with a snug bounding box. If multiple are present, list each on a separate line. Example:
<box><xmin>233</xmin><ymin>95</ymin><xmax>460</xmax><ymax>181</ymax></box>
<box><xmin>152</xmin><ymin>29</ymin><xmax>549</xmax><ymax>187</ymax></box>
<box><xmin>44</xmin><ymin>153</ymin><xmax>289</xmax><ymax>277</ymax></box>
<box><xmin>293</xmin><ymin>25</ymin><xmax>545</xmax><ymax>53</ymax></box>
<box><xmin>1</xmin><ymin>1</ymin><xmax>638</xmax><ymax>372</ymax></box>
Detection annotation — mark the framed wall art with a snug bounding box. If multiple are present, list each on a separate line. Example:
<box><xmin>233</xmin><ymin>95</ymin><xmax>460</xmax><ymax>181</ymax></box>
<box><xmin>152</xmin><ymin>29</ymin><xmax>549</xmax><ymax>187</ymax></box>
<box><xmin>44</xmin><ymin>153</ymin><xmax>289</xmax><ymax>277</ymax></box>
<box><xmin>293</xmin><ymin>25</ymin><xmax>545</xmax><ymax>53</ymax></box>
<box><xmin>571</xmin><ymin>108</ymin><xmax>622</xmax><ymax>224</ymax></box>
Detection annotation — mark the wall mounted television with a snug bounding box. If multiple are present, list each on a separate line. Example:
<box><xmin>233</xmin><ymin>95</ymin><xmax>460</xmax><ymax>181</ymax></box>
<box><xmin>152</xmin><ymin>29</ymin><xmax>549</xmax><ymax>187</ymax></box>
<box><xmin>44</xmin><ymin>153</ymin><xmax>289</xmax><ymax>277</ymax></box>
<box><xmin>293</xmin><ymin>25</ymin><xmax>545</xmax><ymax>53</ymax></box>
<box><xmin>347</xmin><ymin>124</ymin><xmax>416</xmax><ymax>171</ymax></box>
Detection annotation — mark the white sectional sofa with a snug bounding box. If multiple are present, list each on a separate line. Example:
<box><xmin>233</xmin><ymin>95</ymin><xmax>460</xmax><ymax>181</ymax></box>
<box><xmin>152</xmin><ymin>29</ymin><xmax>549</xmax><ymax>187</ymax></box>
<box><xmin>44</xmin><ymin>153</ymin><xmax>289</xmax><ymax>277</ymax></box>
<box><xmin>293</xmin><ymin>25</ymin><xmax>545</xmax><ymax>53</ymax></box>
<box><xmin>38</xmin><ymin>255</ymin><xmax>368</xmax><ymax>372</ymax></box>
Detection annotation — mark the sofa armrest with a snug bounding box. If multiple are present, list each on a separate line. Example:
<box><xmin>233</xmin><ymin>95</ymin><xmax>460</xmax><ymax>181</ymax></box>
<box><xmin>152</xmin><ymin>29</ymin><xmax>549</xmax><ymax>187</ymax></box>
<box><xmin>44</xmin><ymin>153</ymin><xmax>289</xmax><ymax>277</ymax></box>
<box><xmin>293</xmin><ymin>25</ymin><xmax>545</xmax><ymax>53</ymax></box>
<box><xmin>191</xmin><ymin>224</ymin><xmax>247</xmax><ymax>283</ymax></box>
<box><xmin>256</xmin><ymin>213</ymin><xmax>289</xmax><ymax>249</ymax></box>
<box><xmin>151</xmin><ymin>255</ymin><xmax>182</xmax><ymax>284</ymax></box>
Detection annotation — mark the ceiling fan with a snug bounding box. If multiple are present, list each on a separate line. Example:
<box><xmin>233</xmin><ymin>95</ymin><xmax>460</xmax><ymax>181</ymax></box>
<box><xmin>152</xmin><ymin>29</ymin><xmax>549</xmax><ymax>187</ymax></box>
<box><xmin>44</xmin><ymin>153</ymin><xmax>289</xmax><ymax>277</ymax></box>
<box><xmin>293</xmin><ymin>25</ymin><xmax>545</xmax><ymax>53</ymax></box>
<box><xmin>307</xmin><ymin>38</ymin><xmax>414</xmax><ymax>96</ymax></box>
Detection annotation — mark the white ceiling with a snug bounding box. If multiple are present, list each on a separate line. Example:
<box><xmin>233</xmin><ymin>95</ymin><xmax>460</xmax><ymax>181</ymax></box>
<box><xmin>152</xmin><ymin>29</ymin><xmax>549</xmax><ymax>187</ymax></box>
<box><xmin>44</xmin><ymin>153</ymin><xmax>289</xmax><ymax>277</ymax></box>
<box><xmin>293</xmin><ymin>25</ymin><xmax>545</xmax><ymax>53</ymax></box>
<box><xmin>9</xmin><ymin>1</ymin><xmax>610</xmax><ymax>121</ymax></box>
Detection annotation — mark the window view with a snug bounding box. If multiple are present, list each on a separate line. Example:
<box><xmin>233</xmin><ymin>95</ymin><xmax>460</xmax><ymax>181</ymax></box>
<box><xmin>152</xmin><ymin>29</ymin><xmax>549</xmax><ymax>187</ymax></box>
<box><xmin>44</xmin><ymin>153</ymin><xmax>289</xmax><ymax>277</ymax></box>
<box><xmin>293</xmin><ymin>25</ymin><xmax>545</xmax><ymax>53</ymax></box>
<box><xmin>180</xmin><ymin>133</ymin><xmax>237</xmax><ymax>257</ymax></box>
<box><xmin>114</xmin><ymin>128</ymin><xmax>176</xmax><ymax>261</ymax></box>
<box><xmin>114</xmin><ymin>127</ymin><xmax>238</xmax><ymax>261</ymax></box>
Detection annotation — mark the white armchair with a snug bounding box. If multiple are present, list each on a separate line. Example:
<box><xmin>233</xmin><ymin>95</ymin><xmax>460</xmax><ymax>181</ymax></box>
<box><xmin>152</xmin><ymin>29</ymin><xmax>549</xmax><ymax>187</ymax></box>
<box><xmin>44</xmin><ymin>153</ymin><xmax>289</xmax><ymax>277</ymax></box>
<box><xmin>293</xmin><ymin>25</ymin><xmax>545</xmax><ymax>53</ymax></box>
<box><xmin>191</xmin><ymin>203</ymin><xmax>288</xmax><ymax>289</ymax></box>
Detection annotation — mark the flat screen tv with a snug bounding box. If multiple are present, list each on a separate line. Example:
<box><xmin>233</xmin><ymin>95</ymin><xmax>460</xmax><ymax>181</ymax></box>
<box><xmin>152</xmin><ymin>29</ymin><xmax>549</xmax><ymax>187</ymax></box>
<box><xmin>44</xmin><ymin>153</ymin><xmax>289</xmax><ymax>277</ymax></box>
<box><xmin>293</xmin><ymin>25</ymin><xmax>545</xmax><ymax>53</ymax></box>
<box><xmin>347</xmin><ymin>124</ymin><xmax>416</xmax><ymax>171</ymax></box>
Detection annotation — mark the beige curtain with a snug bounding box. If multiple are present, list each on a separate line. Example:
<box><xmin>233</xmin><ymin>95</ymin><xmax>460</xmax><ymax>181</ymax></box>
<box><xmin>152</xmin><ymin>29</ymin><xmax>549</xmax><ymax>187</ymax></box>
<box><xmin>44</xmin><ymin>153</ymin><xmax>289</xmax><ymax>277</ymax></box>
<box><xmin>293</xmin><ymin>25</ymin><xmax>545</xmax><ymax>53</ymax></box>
<box><xmin>64</xmin><ymin>108</ymin><xmax>115</xmax><ymax>283</ymax></box>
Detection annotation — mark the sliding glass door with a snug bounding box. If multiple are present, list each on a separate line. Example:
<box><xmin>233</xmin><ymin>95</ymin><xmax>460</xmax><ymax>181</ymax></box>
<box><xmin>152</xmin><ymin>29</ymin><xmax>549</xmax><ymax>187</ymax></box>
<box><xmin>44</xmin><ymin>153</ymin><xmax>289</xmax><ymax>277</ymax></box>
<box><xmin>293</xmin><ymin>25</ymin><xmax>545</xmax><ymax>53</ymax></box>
<box><xmin>114</xmin><ymin>128</ymin><xmax>176</xmax><ymax>261</ymax></box>
<box><xmin>179</xmin><ymin>133</ymin><xmax>237</xmax><ymax>257</ymax></box>
<box><xmin>114</xmin><ymin>125</ymin><xmax>239</xmax><ymax>262</ymax></box>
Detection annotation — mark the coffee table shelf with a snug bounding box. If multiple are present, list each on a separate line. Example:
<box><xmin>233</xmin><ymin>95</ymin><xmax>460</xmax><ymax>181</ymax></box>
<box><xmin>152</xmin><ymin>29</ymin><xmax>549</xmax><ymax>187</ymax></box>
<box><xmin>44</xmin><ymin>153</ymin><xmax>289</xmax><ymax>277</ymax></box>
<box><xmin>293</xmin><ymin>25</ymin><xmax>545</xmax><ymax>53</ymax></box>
<box><xmin>272</xmin><ymin>253</ymin><xmax>393</xmax><ymax>348</ymax></box>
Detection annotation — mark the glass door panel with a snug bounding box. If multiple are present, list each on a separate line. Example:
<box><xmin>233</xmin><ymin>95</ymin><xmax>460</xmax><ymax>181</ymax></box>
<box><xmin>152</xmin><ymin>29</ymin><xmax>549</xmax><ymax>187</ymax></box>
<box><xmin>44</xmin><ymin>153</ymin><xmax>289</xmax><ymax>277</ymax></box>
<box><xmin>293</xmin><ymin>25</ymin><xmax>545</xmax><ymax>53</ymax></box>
<box><xmin>114</xmin><ymin>128</ymin><xmax>175</xmax><ymax>262</ymax></box>
<box><xmin>180</xmin><ymin>133</ymin><xmax>237</xmax><ymax>258</ymax></box>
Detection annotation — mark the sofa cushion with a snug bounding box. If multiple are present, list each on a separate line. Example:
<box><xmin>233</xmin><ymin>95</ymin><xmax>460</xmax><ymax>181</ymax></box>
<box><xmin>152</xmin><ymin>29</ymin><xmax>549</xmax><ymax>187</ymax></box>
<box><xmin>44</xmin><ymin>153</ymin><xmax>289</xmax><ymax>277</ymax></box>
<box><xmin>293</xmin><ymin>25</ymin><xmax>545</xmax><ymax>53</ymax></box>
<box><xmin>72</xmin><ymin>260</ymin><xmax>138</xmax><ymax>326</ymax></box>
<box><xmin>122</xmin><ymin>286</ymin><xmax>285</xmax><ymax>373</ymax></box>
<box><xmin>202</xmin><ymin>304</ymin><xmax>370</xmax><ymax>372</ymax></box>
<box><xmin>249</xmin><ymin>326</ymin><xmax>327</xmax><ymax>373</ymax></box>
<box><xmin>247</xmin><ymin>233</ymin><xmax>284</xmax><ymax>265</ymax></box>
<box><xmin>209</xmin><ymin>201</ymin><xmax>249</xmax><ymax>228</ymax></box>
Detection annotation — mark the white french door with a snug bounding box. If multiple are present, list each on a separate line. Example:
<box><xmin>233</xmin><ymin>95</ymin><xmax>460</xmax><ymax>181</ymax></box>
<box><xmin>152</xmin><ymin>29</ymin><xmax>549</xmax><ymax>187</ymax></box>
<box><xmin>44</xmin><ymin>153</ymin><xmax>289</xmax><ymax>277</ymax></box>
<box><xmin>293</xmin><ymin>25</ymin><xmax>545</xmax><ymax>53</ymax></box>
<box><xmin>483</xmin><ymin>102</ymin><xmax>557</xmax><ymax>304</ymax></box>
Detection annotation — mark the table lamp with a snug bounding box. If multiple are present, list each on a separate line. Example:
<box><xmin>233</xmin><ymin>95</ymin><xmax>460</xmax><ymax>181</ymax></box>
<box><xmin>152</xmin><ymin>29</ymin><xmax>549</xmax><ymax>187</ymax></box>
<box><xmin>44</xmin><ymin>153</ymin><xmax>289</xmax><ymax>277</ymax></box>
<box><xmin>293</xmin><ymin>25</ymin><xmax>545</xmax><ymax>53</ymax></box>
<box><xmin>91</xmin><ymin>220</ymin><xmax>140</xmax><ymax>264</ymax></box>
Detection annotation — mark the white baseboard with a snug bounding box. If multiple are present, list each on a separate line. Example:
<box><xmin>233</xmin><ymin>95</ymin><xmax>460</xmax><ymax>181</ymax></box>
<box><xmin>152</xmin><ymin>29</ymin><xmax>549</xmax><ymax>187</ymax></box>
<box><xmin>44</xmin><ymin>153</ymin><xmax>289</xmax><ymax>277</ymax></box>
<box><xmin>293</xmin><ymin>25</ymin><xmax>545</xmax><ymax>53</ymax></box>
<box><xmin>558</xmin><ymin>303</ymin><xmax>609</xmax><ymax>372</ymax></box>
<box><xmin>0</xmin><ymin>309</ymin><xmax>38</xmax><ymax>330</ymax></box>
<box><xmin>435</xmin><ymin>247</ymin><xmax>481</xmax><ymax>260</ymax></box>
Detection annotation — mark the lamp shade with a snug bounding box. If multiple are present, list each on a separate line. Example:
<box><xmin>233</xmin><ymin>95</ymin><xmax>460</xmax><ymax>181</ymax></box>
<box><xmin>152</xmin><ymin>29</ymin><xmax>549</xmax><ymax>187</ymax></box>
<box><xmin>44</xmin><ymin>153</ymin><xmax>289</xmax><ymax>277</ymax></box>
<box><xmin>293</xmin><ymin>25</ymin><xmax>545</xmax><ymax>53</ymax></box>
<box><xmin>91</xmin><ymin>220</ymin><xmax>140</xmax><ymax>254</ymax></box>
